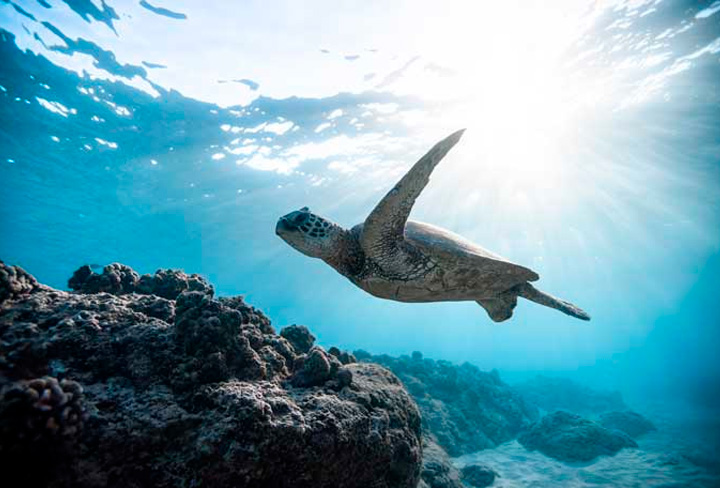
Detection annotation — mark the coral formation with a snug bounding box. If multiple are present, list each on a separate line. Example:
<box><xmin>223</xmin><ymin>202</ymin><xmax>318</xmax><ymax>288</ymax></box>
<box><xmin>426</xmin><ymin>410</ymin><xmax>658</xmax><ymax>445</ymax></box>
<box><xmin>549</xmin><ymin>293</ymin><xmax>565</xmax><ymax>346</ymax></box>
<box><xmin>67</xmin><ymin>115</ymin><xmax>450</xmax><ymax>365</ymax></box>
<box><xmin>0</xmin><ymin>376</ymin><xmax>85</xmax><ymax>442</ymax></box>
<box><xmin>518</xmin><ymin>410</ymin><xmax>638</xmax><ymax>462</ymax></box>
<box><xmin>0</xmin><ymin>261</ymin><xmax>422</xmax><ymax>488</ymax></box>
<box><xmin>0</xmin><ymin>376</ymin><xmax>87</xmax><ymax>486</ymax></box>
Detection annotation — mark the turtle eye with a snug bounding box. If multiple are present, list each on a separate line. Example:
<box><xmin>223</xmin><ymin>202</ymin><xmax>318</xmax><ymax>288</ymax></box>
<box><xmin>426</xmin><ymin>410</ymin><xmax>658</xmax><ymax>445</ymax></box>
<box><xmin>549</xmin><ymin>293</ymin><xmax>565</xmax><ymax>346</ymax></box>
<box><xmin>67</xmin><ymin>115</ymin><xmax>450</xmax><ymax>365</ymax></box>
<box><xmin>293</xmin><ymin>213</ymin><xmax>309</xmax><ymax>225</ymax></box>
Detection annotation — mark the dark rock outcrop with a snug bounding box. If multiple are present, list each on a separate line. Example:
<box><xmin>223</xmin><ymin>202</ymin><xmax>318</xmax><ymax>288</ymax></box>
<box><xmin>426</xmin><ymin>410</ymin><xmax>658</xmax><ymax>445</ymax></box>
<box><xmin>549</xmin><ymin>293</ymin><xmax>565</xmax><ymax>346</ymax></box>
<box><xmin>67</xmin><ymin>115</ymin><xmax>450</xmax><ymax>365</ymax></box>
<box><xmin>0</xmin><ymin>262</ymin><xmax>422</xmax><ymax>488</ymax></box>
<box><xmin>0</xmin><ymin>376</ymin><xmax>86</xmax><ymax>443</ymax></box>
<box><xmin>290</xmin><ymin>346</ymin><xmax>342</xmax><ymax>387</ymax></box>
<box><xmin>0</xmin><ymin>260</ymin><xmax>44</xmax><ymax>303</ymax></box>
<box><xmin>418</xmin><ymin>435</ymin><xmax>464</xmax><ymax>488</ymax></box>
<box><xmin>460</xmin><ymin>464</ymin><xmax>499</xmax><ymax>487</ymax></box>
<box><xmin>599</xmin><ymin>411</ymin><xmax>656</xmax><ymax>438</ymax></box>
<box><xmin>357</xmin><ymin>350</ymin><xmax>538</xmax><ymax>457</ymax></box>
<box><xmin>513</xmin><ymin>375</ymin><xmax>626</xmax><ymax>414</ymax></box>
<box><xmin>518</xmin><ymin>411</ymin><xmax>638</xmax><ymax>462</ymax></box>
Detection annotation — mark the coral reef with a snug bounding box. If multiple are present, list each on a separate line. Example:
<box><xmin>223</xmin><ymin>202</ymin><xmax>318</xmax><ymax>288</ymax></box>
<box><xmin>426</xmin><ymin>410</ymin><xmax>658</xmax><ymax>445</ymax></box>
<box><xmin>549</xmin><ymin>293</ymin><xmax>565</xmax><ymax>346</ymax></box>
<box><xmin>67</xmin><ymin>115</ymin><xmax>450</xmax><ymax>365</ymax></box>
<box><xmin>355</xmin><ymin>350</ymin><xmax>538</xmax><ymax>457</ymax></box>
<box><xmin>0</xmin><ymin>261</ymin><xmax>422</xmax><ymax>488</ymax></box>
<box><xmin>513</xmin><ymin>375</ymin><xmax>626</xmax><ymax>414</ymax></box>
<box><xmin>518</xmin><ymin>411</ymin><xmax>638</xmax><ymax>462</ymax></box>
<box><xmin>599</xmin><ymin>410</ymin><xmax>656</xmax><ymax>438</ymax></box>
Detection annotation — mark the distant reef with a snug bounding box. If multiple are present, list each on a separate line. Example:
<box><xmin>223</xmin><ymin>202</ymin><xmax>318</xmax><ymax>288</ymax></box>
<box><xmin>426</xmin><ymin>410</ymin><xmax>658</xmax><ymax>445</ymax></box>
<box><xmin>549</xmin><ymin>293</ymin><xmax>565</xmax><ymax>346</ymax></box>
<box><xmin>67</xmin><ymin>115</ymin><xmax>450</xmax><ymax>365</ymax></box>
<box><xmin>0</xmin><ymin>261</ymin><xmax>422</xmax><ymax>488</ymax></box>
<box><xmin>598</xmin><ymin>410</ymin><xmax>656</xmax><ymax>438</ymax></box>
<box><xmin>355</xmin><ymin>350</ymin><xmax>539</xmax><ymax>458</ymax></box>
<box><xmin>512</xmin><ymin>375</ymin><xmax>626</xmax><ymax>414</ymax></box>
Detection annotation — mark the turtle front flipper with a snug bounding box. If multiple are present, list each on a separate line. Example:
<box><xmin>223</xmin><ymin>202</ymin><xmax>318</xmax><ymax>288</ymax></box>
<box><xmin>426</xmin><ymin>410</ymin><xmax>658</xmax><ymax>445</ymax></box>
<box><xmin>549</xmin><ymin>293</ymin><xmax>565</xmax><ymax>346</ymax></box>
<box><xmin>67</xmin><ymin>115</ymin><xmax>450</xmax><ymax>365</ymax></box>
<box><xmin>360</xmin><ymin>129</ymin><xmax>465</xmax><ymax>267</ymax></box>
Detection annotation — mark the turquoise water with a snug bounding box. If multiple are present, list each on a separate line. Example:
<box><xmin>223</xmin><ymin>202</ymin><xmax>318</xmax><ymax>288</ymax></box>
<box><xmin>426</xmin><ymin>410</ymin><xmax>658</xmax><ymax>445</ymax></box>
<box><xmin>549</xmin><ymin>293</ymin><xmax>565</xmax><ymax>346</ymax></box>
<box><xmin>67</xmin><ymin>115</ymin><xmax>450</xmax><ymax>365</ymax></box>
<box><xmin>1</xmin><ymin>0</ymin><xmax>719</xmax><ymax>418</ymax></box>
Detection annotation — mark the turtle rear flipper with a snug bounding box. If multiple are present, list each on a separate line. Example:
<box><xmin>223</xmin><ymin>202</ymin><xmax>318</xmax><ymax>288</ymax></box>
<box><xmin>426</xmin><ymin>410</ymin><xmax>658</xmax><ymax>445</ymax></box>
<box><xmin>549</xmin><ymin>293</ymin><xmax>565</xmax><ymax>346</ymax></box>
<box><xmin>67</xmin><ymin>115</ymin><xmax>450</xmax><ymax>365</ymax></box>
<box><xmin>513</xmin><ymin>283</ymin><xmax>591</xmax><ymax>321</ymax></box>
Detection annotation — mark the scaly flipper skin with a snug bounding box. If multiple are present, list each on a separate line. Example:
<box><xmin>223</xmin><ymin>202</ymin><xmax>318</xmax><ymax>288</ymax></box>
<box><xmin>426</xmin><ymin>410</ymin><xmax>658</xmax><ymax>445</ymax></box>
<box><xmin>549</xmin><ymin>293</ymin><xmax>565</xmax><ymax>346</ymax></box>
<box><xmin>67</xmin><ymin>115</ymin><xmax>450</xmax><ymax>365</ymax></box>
<box><xmin>360</xmin><ymin>129</ymin><xmax>466</xmax><ymax>274</ymax></box>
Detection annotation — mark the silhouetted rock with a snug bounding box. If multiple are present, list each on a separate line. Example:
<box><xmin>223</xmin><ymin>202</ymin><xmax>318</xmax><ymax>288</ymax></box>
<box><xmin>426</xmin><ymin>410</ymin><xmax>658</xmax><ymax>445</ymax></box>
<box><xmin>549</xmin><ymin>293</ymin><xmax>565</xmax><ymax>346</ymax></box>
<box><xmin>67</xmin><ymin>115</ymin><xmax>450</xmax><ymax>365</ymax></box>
<box><xmin>328</xmin><ymin>346</ymin><xmax>357</xmax><ymax>365</ymax></box>
<box><xmin>0</xmin><ymin>262</ymin><xmax>422</xmax><ymax>488</ymax></box>
<box><xmin>514</xmin><ymin>375</ymin><xmax>626</xmax><ymax>414</ymax></box>
<box><xmin>135</xmin><ymin>267</ymin><xmax>214</xmax><ymax>299</ymax></box>
<box><xmin>461</xmin><ymin>464</ymin><xmax>499</xmax><ymax>487</ymax></box>
<box><xmin>68</xmin><ymin>263</ymin><xmax>214</xmax><ymax>299</ymax></box>
<box><xmin>519</xmin><ymin>411</ymin><xmax>638</xmax><ymax>462</ymax></box>
<box><xmin>599</xmin><ymin>411</ymin><xmax>656</xmax><ymax>438</ymax></box>
<box><xmin>358</xmin><ymin>352</ymin><xmax>538</xmax><ymax>456</ymax></box>
<box><xmin>0</xmin><ymin>260</ymin><xmax>42</xmax><ymax>303</ymax></box>
<box><xmin>67</xmin><ymin>263</ymin><xmax>139</xmax><ymax>294</ymax></box>
<box><xmin>280</xmin><ymin>324</ymin><xmax>316</xmax><ymax>354</ymax></box>
<box><xmin>419</xmin><ymin>435</ymin><xmax>464</xmax><ymax>488</ymax></box>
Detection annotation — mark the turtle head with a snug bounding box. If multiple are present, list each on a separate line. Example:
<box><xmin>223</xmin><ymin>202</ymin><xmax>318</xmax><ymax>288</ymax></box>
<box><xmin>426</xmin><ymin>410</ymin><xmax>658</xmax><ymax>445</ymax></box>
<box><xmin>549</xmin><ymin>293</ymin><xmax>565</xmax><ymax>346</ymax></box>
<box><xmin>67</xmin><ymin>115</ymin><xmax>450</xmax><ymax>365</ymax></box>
<box><xmin>276</xmin><ymin>207</ymin><xmax>344</xmax><ymax>259</ymax></box>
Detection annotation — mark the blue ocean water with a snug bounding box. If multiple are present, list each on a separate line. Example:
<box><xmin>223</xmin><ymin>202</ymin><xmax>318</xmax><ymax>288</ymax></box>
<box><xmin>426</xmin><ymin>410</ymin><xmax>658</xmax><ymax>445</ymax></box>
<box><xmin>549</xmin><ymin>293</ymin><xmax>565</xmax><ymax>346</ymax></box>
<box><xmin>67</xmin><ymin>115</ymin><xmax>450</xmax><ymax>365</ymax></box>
<box><xmin>1</xmin><ymin>0</ymin><xmax>719</xmax><ymax>483</ymax></box>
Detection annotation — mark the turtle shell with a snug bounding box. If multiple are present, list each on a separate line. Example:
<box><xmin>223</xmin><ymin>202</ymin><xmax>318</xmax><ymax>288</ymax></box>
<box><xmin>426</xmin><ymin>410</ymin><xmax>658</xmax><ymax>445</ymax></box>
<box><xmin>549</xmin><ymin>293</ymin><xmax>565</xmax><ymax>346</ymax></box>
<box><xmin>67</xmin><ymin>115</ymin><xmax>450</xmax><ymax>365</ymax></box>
<box><xmin>404</xmin><ymin>220</ymin><xmax>539</xmax><ymax>294</ymax></box>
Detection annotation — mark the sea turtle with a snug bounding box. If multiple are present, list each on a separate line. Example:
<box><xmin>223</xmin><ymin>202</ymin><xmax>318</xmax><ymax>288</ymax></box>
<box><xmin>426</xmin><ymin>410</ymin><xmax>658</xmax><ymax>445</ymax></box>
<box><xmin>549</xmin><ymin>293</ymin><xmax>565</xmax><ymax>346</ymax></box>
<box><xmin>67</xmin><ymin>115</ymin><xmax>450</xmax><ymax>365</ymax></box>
<box><xmin>276</xmin><ymin>129</ymin><xmax>590</xmax><ymax>322</ymax></box>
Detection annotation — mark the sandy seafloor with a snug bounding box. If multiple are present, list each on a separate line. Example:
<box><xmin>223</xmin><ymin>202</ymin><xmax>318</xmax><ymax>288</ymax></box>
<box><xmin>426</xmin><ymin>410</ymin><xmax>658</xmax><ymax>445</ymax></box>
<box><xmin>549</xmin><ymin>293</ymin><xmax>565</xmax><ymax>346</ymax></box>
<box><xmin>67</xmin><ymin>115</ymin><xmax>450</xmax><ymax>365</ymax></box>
<box><xmin>454</xmin><ymin>400</ymin><xmax>720</xmax><ymax>487</ymax></box>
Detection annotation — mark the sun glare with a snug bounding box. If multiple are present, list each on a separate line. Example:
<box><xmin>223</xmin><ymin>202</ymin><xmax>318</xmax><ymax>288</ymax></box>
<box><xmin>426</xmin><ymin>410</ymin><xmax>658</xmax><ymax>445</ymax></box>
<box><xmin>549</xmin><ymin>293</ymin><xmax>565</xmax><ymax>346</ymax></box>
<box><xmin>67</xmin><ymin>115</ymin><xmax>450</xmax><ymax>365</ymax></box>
<box><xmin>397</xmin><ymin>2</ymin><xmax>598</xmax><ymax>202</ymax></box>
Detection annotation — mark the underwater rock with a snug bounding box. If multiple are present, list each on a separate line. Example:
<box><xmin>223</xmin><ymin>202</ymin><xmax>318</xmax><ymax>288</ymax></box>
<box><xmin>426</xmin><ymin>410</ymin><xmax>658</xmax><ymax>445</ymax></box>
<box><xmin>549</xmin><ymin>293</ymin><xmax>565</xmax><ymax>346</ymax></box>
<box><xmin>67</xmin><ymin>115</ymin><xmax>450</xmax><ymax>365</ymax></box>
<box><xmin>291</xmin><ymin>346</ymin><xmax>338</xmax><ymax>387</ymax></box>
<box><xmin>513</xmin><ymin>375</ymin><xmax>626</xmax><ymax>414</ymax></box>
<box><xmin>599</xmin><ymin>410</ymin><xmax>656</xmax><ymax>438</ymax></box>
<box><xmin>460</xmin><ymin>464</ymin><xmax>499</xmax><ymax>487</ymax></box>
<box><xmin>280</xmin><ymin>324</ymin><xmax>316</xmax><ymax>353</ymax></box>
<box><xmin>0</xmin><ymin>261</ymin><xmax>422</xmax><ymax>488</ymax></box>
<box><xmin>419</xmin><ymin>434</ymin><xmax>464</xmax><ymax>488</ymax></box>
<box><xmin>358</xmin><ymin>352</ymin><xmax>538</xmax><ymax>456</ymax></box>
<box><xmin>518</xmin><ymin>411</ymin><xmax>638</xmax><ymax>463</ymax></box>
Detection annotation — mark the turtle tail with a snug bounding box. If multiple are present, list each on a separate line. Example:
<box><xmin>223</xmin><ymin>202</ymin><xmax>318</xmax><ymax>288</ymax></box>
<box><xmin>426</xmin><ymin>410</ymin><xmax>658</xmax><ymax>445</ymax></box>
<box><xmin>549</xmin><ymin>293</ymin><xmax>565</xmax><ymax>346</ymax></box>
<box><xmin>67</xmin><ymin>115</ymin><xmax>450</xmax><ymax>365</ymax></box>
<box><xmin>514</xmin><ymin>283</ymin><xmax>591</xmax><ymax>321</ymax></box>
